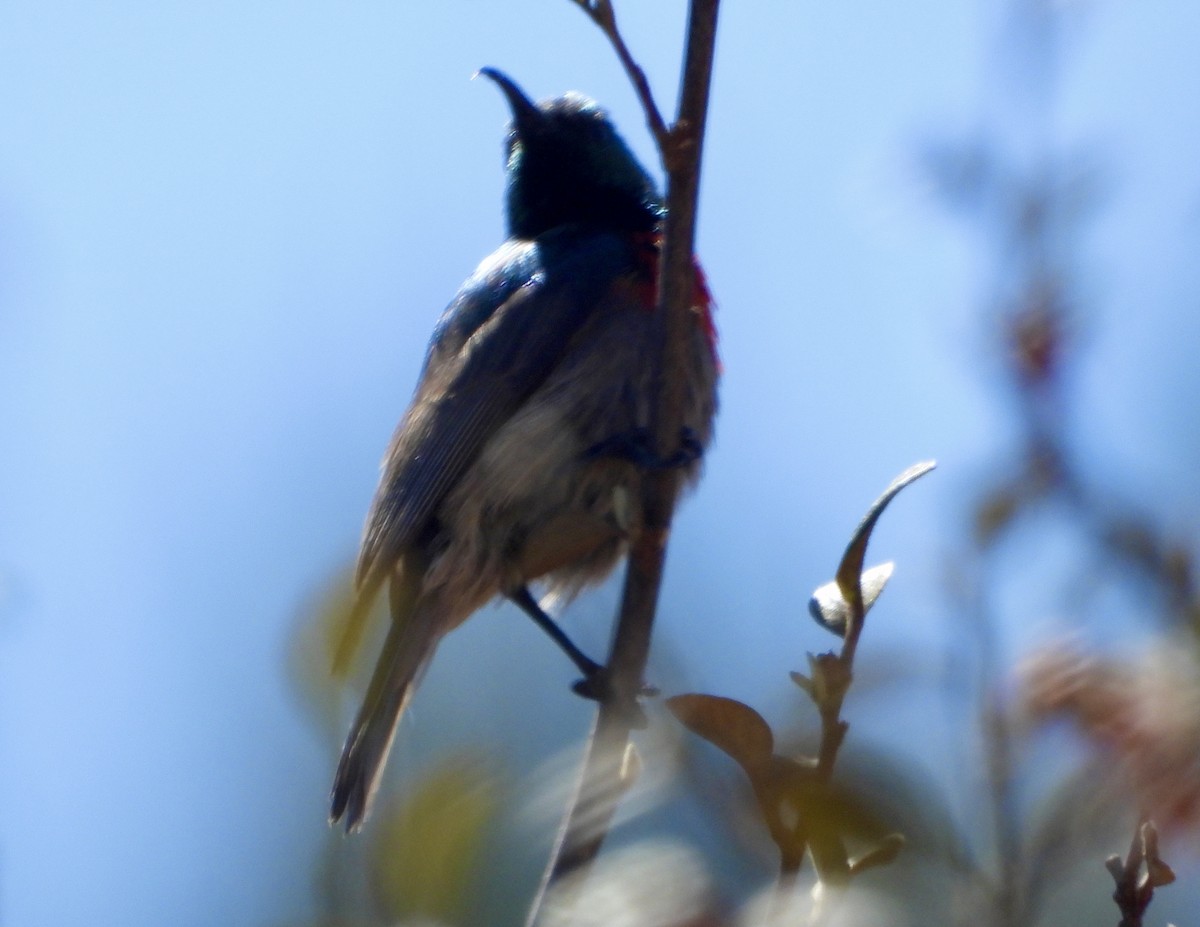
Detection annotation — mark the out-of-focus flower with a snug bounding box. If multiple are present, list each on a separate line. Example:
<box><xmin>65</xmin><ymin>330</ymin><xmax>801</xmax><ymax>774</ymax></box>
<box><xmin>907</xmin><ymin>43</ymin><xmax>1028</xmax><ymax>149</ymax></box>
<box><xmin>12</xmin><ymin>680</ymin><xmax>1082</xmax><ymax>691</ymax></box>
<box><xmin>1020</xmin><ymin>641</ymin><xmax>1200</xmax><ymax>837</ymax></box>
<box><xmin>1004</xmin><ymin>278</ymin><xmax>1071</xmax><ymax>389</ymax></box>
<box><xmin>738</xmin><ymin>880</ymin><xmax>894</xmax><ymax>927</ymax></box>
<box><xmin>541</xmin><ymin>839</ymin><xmax>718</xmax><ymax>927</ymax></box>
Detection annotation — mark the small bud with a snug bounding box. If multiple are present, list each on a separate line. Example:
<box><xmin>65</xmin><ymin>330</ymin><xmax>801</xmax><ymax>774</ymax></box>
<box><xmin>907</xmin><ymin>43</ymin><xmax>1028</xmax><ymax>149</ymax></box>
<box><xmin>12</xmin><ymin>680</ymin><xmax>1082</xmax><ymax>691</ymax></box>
<box><xmin>790</xmin><ymin>671</ymin><xmax>815</xmax><ymax>698</ymax></box>
<box><xmin>808</xmin><ymin>563</ymin><xmax>894</xmax><ymax>637</ymax></box>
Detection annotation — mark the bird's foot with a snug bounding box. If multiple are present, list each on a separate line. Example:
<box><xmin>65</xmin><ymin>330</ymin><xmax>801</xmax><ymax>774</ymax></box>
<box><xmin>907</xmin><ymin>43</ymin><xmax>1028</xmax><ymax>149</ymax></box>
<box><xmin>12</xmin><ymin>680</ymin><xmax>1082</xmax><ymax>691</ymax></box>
<box><xmin>572</xmin><ymin>668</ymin><xmax>657</xmax><ymax>728</ymax></box>
<box><xmin>507</xmin><ymin>587</ymin><xmax>656</xmax><ymax>727</ymax></box>
<box><xmin>586</xmin><ymin>427</ymin><xmax>703</xmax><ymax>470</ymax></box>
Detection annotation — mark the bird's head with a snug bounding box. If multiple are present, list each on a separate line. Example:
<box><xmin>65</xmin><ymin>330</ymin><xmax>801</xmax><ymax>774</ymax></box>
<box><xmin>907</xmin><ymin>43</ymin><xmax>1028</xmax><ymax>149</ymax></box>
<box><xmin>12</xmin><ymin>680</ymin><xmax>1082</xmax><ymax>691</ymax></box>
<box><xmin>478</xmin><ymin>68</ymin><xmax>663</xmax><ymax>240</ymax></box>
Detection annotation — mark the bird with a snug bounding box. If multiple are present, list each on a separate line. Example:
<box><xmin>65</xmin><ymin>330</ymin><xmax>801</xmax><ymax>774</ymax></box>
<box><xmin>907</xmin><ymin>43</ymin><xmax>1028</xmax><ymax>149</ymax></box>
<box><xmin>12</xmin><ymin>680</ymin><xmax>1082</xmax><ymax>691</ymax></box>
<box><xmin>329</xmin><ymin>68</ymin><xmax>719</xmax><ymax>832</ymax></box>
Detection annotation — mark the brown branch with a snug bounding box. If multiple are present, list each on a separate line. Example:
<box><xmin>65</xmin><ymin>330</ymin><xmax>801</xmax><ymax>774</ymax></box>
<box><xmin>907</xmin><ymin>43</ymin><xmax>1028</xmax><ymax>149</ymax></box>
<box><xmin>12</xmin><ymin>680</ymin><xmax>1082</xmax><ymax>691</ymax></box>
<box><xmin>524</xmin><ymin>1</ymin><xmax>721</xmax><ymax>923</ymax></box>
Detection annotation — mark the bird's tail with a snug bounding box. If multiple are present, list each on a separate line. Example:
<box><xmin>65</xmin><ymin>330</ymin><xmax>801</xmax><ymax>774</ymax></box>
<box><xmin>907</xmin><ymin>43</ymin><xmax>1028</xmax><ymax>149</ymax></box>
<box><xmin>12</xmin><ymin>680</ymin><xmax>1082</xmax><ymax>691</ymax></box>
<box><xmin>330</xmin><ymin>571</ymin><xmax>441</xmax><ymax>832</ymax></box>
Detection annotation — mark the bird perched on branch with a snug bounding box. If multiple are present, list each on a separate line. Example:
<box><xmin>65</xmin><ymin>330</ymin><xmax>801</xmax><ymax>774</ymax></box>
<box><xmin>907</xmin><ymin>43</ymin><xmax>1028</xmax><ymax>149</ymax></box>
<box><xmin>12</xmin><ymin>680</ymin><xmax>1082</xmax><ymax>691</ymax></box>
<box><xmin>330</xmin><ymin>68</ymin><xmax>719</xmax><ymax>832</ymax></box>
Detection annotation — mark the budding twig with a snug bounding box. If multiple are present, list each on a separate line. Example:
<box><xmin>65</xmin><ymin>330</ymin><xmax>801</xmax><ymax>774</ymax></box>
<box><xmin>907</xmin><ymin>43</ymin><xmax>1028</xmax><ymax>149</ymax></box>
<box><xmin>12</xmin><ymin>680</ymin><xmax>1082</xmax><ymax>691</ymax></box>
<box><xmin>1106</xmin><ymin>818</ymin><xmax>1175</xmax><ymax>927</ymax></box>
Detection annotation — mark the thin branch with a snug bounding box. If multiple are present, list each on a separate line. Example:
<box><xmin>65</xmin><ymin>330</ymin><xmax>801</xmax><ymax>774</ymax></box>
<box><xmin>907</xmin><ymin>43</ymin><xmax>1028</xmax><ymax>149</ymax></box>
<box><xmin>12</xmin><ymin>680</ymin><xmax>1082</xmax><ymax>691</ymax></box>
<box><xmin>808</xmin><ymin>584</ymin><xmax>864</xmax><ymax>790</ymax></box>
<box><xmin>983</xmin><ymin>690</ymin><xmax>1022</xmax><ymax>927</ymax></box>
<box><xmin>810</xmin><ymin>600</ymin><xmax>866</xmax><ymax>786</ymax></box>
<box><xmin>957</xmin><ymin>555</ymin><xmax>1024</xmax><ymax>926</ymax></box>
<box><xmin>570</xmin><ymin>0</ymin><xmax>671</xmax><ymax>152</ymax></box>
<box><xmin>524</xmin><ymin>1</ymin><xmax>721</xmax><ymax>923</ymax></box>
<box><xmin>813</xmin><ymin>664</ymin><xmax>851</xmax><ymax>784</ymax></box>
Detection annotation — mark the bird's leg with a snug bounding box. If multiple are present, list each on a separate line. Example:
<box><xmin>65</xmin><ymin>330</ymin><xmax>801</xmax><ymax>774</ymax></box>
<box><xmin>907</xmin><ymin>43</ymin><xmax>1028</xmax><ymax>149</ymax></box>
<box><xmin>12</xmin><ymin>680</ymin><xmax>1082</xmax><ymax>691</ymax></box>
<box><xmin>509</xmin><ymin>586</ymin><xmax>603</xmax><ymax>679</ymax></box>
<box><xmin>508</xmin><ymin>586</ymin><xmax>655</xmax><ymax>722</ymax></box>
<box><xmin>585</xmin><ymin>426</ymin><xmax>704</xmax><ymax>470</ymax></box>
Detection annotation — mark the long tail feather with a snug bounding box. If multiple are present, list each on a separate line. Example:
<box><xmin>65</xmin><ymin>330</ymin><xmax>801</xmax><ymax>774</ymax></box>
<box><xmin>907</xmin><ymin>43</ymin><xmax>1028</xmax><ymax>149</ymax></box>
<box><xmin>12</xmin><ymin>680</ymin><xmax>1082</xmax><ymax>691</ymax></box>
<box><xmin>330</xmin><ymin>575</ymin><xmax>440</xmax><ymax>832</ymax></box>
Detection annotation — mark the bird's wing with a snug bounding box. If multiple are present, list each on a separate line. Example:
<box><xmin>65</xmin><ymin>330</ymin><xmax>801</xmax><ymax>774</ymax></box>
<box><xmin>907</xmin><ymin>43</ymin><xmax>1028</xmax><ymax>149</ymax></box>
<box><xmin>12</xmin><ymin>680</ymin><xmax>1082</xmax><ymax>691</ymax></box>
<box><xmin>353</xmin><ymin>227</ymin><xmax>638</xmax><ymax>599</ymax></box>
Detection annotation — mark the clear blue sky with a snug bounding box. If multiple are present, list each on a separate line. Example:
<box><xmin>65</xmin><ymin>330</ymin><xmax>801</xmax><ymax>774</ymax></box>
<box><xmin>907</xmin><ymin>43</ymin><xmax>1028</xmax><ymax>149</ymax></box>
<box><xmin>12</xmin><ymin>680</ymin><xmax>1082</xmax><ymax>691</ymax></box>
<box><xmin>2</xmin><ymin>2</ymin><xmax>1198</xmax><ymax>924</ymax></box>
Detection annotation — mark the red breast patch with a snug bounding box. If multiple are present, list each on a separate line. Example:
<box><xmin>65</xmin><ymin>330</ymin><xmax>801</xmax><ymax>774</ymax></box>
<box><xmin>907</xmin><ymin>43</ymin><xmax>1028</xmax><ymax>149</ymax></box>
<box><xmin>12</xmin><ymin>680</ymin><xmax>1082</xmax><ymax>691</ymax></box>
<box><xmin>631</xmin><ymin>232</ymin><xmax>719</xmax><ymax>362</ymax></box>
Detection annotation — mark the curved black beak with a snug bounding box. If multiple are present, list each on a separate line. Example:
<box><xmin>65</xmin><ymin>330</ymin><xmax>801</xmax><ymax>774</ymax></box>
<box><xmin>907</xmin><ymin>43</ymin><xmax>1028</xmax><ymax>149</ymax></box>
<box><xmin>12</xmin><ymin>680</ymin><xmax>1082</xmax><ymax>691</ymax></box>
<box><xmin>476</xmin><ymin>67</ymin><xmax>543</xmax><ymax>136</ymax></box>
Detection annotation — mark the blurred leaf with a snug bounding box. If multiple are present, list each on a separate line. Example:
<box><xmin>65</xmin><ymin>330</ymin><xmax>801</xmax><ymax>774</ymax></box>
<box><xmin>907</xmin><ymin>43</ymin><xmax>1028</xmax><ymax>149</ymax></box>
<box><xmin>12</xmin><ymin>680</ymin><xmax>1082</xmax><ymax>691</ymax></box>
<box><xmin>288</xmin><ymin>563</ymin><xmax>378</xmax><ymax>734</ymax></box>
<box><xmin>667</xmin><ymin>694</ymin><xmax>774</xmax><ymax>778</ymax></box>
<box><xmin>368</xmin><ymin>756</ymin><xmax>500</xmax><ymax>926</ymax></box>
<box><xmin>808</xmin><ymin>562</ymin><xmax>895</xmax><ymax>637</ymax></box>
<box><xmin>808</xmin><ymin>828</ymin><xmax>851</xmax><ymax>886</ymax></box>
<box><xmin>1146</xmin><ymin>855</ymin><xmax>1176</xmax><ymax>888</ymax></box>
<box><xmin>333</xmin><ymin>566</ymin><xmax>423</xmax><ymax>682</ymax></box>
<box><xmin>1141</xmin><ymin>821</ymin><xmax>1175</xmax><ymax>888</ymax></box>
<box><xmin>782</xmin><ymin>741</ymin><xmax>977</xmax><ymax>873</ymax></box>
<box><xmin>761</xmin><ymin>757</ymin><xmax>887</xmax><ymax>844</ymax></box>
<box><xmin>848</xmin><ymin>832</ymin><xmax>906</xmax><ymax>875</ymax></box>
<box><xmin>974</xmin><ymin>483</ymin><xmax>1023</xmax><ymax>548</ymax></box>
<box><xmin>671</xmin><ymin>714</ymin><xmax>935</xmax><ymax>882</ymax></box>
<box><xmin>752</xmin><ymin>755</ymin><xmax>821</xmax><ymax>871</ymax></box>
<box><xmin>754</xmin><ymin>755</ymin><xmax>906</xmax><ymax>879</ymax></box>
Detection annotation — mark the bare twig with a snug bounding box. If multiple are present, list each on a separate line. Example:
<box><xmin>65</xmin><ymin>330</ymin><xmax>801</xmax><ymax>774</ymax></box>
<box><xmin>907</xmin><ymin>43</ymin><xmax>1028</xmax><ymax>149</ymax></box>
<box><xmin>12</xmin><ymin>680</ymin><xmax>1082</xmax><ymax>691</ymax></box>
<box><xmin>524</xmin><ymin>2</ymin><xmax>721</xmax><ymax>923</ymax></box>
<box><xmin>570</xmin><ymin>0</ymin><xmax>671</xmax><ymax>152</ymax></box>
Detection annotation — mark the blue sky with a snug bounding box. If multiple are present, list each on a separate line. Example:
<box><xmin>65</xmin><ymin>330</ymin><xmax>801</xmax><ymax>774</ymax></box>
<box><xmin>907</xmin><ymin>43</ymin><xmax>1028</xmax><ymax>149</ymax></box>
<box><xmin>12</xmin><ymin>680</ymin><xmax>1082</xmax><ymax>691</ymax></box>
<box><xmin>2</xmin><ymin>2</ymin><xmax>1199</xmax><ymax>924</ymax></box>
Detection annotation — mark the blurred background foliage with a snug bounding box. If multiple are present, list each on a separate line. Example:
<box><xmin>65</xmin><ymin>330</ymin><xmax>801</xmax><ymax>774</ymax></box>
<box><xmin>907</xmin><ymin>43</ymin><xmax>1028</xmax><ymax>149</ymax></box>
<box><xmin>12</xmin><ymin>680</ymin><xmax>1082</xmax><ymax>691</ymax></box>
<box><xmin>3</xmin><ymin>0</ymin><xmax>1200</xmax><ymax>925</ymax></box>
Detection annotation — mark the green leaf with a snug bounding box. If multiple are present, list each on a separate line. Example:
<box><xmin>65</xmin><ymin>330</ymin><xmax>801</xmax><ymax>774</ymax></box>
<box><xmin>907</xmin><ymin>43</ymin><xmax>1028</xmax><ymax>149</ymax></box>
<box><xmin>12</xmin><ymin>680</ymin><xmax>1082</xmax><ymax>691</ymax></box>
<box><xmin>973</xmin><ymin>483</ymin><xmax>1022</xmax><ymax>548</ymax></box>
<box><xmin>287</xmin><ymin>563</ymin><xmax>381</xmax><ymax>735</ymax></box>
